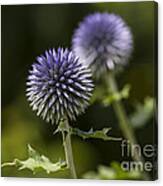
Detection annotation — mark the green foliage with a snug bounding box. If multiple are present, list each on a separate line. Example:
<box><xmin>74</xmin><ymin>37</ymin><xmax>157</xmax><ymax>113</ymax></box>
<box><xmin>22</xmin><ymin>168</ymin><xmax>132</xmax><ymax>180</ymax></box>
<box><xmin>92</xmin><ymin>79</ymin><xmax>154</xmax><ymax>129</ymax></box>
<box><xmin>2</xmin><ymin>144</ymin><xmax>67</xmax><ymax>174</ymax></box>
<box><xmin>54</xmin><ymin>121</ymin><xmax>121</xmax><ymax>141</ymax></box>
<box><xmin>83</xmin><ymin>162</ymin><xmax>142</xmax><ymax>180</ymax></box>
<box><xmin>92</xmin><ymin>83</ymin><xmax>130</xmax><ymax>106</ymax></box>
<box><xmin>102</xmin><ymin>84</ymin><xmax>131</xmax><ymax>106</ymax></box>
<box><xmin>130</xmin><ymin>97</ymin><xmax>155</xmax><ymax>128</ymax></box>
<box><xmin>71</xmin><ymin>128</ymin><xmax>121</xmax><ymax>141</ymax></box>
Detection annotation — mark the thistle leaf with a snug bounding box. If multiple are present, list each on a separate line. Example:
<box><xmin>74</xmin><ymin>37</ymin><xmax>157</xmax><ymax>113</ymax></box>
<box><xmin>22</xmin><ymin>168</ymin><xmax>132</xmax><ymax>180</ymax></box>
<box><xmin>92</xmin><ymin>84</ymin><xmax>130</xmax><ymax>105</ymax></box>
<box><xmin>54</xmin><ymin>121</ymin><xmax>121</xmax><ymax>141</ymax></box>
<box><xmin>71</xmin><ymin>127</ymin><xmax>122</xmax><ymax>141</ymax></box>
<box><xmin>129</xmin><ymin>97</ymin><xmax>155</xmax><ymax>128</ymax></box>
<box><xmin>2</xmin><ymin>144</ymin><xmax>67</xmax><ymax>174</ymax></box>
<box><xmin>102</xmin><ymin>84</ymin><xmax>131</xmax><ymax>106</ymax></box>
<box><xmin>83</xmin><ymin>162</ymin><xmax>142</xmax><ymax>180</ymax></box>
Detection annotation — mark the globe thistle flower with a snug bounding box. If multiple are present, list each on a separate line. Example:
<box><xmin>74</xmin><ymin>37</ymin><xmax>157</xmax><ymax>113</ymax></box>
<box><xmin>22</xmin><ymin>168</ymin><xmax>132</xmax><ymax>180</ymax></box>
<box><xmin>26</xmin><ymin>48</ymin><xmax>94</xmax><ymax>124</ymax></box>
<box><xmin>72</xmin><ymin>13</ymin><xmax>133</xmax><ymax>78</ymax></box>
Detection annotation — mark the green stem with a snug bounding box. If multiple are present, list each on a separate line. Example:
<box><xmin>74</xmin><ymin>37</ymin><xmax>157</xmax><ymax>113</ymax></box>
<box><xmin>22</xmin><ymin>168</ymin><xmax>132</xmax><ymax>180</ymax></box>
<box><xmin>107</xmin><ymin>72</ymin><xmax>150</xmax><ymax>180</ymax></box>
<box><xmin>61</xmin><ymin>119</ymin><xmax>77</xmax><ymax>179</ymax></box>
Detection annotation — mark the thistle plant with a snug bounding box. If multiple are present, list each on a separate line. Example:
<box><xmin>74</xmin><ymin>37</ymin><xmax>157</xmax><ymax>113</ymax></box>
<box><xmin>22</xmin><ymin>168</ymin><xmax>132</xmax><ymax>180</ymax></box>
<box><xmin>2</xmin><ymin>47</ymin><xmax>120</xmax><ymax>178</ymax></box>
<box><xmin>72</xmin><ymin>12</ymin><xmax>149</xmax><ymax>180</ymax></box>
<box><xmin>27</xmin><ymin>48</ymin><xmax>94</xmax><ymax>178</ymax></box>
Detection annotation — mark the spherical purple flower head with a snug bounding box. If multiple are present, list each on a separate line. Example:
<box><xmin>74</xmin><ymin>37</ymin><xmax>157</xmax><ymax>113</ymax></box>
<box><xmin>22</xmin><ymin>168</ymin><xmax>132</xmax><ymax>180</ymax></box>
<box><xmin>26</xmin><ymin>48</ymin><xmax>94</xmax><ymax>124</ymax></box>
<box><xmin>72</xmin><ymin>13</ymin><xmax>133</xmax><ymax>78</ymax></box>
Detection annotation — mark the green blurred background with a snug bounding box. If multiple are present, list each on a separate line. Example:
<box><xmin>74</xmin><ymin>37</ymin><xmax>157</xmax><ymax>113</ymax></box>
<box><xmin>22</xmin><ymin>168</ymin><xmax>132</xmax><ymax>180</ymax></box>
<box><xmin>1</xmin><ymin>1</ymin><xmax>157</xmax><ymax>179</ymax></box>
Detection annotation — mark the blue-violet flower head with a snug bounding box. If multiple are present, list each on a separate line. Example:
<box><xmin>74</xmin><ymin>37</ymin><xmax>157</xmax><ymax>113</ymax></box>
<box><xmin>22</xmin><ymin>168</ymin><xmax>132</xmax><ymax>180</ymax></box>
<box><xmin>72</xmin><ymin>12</ymin><xmax>133</xmax><ymax>78</ymax></box>
<box><xmin>26</xmin><ymin>48</ymin><xmax>94</xmax><ymax>124</ymax></box>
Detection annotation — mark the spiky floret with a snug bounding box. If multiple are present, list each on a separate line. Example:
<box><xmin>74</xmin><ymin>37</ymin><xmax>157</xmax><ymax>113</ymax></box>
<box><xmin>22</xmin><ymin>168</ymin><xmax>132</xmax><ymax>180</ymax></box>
<box><xmin>26</xmin><ymin>48</ymin><xmax>94</xmax><ymax>124</ymax></box>
<box><xmin>72</xmin><ymin>12</ymin><xmax>133</xmax><ymax>78</ymax></box>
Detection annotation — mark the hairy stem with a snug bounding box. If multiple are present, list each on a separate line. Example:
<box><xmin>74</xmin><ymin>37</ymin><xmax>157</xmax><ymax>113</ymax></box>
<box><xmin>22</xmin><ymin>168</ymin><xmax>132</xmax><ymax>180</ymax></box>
<box><xmin>61</xmin><ymin>119</ymin><xmax>77</xmax><ymax>179</ymax></box>
<box><xmin>107</xmin><ymin>72</ymin><xmax>150</xmax><ymax>180</ymax></box>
